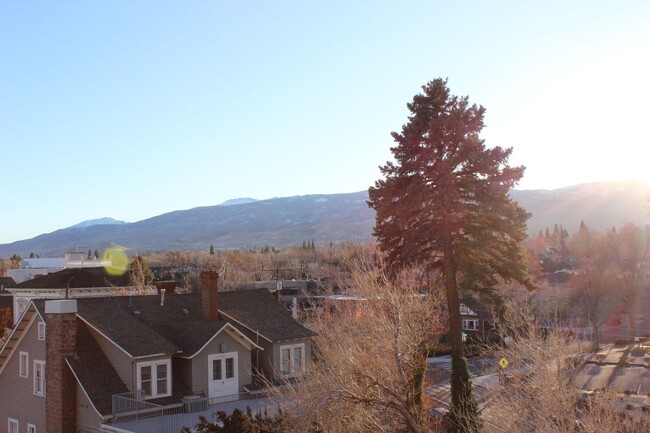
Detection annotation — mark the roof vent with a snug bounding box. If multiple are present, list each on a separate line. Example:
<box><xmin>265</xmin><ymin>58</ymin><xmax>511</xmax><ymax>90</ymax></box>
<box><xmin>182</xmin><ymin>308</ymin><xmax>189</xmax><ymax>315</ymax></box>
<box><xmin>132</xmin><ymin>309</ymin><xmax>141</xmax><ymax>317</ymax></box>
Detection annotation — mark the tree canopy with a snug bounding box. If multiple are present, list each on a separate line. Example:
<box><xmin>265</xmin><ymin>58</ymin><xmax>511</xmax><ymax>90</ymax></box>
<box><xmin>368</xmin><ymin>78</ymin><xmax>529</xmax><ymax>287</ymax></box>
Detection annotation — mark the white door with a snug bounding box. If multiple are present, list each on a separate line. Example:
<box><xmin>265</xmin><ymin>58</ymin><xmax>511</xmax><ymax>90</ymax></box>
<box><xmin>208</xmin><ymin>352</ymin><xmax>238</xmax><ymax>400</ymax></box>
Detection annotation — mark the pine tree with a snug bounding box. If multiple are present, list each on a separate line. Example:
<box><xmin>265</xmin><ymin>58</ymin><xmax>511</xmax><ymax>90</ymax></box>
<box><xmin>94</xmin><ymin>249</ymin><xmax>99</xmax><ymax>259</ymax></box>
<box><xmin>209</xmin><ymin>244</ymin><xmax>215</xmax><ymax>255</ymax></box>
<box><xmin>87</xmin><ymin>249</ymin><xmax>92</xmax><ymax>260</ymax></box>
<box><xmin>368</xmin><ymin>78</ymin><xmax>529</xmax><ymax>432</ymax></box>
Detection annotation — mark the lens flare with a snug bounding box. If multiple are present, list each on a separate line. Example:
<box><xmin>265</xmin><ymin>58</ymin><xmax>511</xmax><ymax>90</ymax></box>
<box><xmin>103</xmin><ymin>247</ymin><xmax>129</xmax><ymax>276</ymax></box>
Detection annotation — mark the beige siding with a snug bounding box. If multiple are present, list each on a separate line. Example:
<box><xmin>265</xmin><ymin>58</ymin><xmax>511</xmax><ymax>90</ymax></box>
<box><xmin>190</xmin><ymin>331</ymin><xmax>252</xmax><ymax>396</ymax></box>
<box><xmin>86</xmin><ymin>325</ymin><xmax>134</xmax><ymax>390</ymax></box>
<box><xmin>132</xmin><ymin>354</ymin><xmax>173</xmax><ymax>398</ymax></box>
<box><xmin>76</xmin><ymin>381</ymin><xmax>102</xmax><ymax>431</ymax></box>
<box><xmin>0</xmin><ymin>316</ymin><xmax>46</xmax><ymax>432</ymax></box>
<box><xmin>256</xmin><ymin>340</ymin><xmax>275</xmax><ymax>380</ymax></box>
<box><xmin>272</xmin><ymin>338</ymin><xmax>312</xmax><ymax>382</ymax></box>
<box><xmin>229</xmin><ymin>326</ymin><xmax>275</xmax><ymax>380</ymax></box>
<box><xmin>224</xmin><ymin>324</ymin><xmax>313</xmax><ymax>382</ymax></box>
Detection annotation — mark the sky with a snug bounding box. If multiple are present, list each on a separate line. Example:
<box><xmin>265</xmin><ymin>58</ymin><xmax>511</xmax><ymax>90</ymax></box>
<box><xmin>1</xmin><ymin>1</ymin><xmax>649</xmax><ymax>244</ymax></box>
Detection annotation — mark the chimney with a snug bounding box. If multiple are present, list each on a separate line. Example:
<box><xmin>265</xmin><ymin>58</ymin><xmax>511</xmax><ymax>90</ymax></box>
<box><xmin>45</xmin><ymin>299</ymin><xmax>77</xmax><ymax>433</ymax></box>
<box><xmin>155</xmin><ymin>281</ymin><xmax>177</xmax><ymax>296</ymax></box>
<box><xmin>200</xmin><ymin>271</ymin><xmax>219</xmax><ymax>320</ymax></box>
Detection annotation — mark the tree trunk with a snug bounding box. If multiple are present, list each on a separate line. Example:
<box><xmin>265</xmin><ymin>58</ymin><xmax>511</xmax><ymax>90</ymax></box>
<box><xmin>627</xmin><ymin>298</ymin><xmax>637</xmax><ymax>339</ymax></box>
<box><xmin>590</xmin><ymin>323</ymin><xmax>600</xmax><ymax>351</ymax></box>
<box><xmin>443</xmin><ymin>236</ymin><xmax>482</xmax><ymax>432</ymax></box>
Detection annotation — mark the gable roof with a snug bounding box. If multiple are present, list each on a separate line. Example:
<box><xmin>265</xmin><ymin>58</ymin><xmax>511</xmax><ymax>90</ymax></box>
<box><xmin>460</xmin><ymin>295</ymin><xmax>494</xmax><ymax>322</ymax></box>
<box><xmin>218</xmin><ymin>288</ymin><xmax>316</xmax><ymax>342</ymax></box>
<box><xmin>14</xmin><ymin>267</ymin><xmax>131</xmax><ymax>289</ymax></box>
<box><xmin>0</xmin><ymin>277</ymin><xmax>16</xmax><ymax>289</ymax></box>
<box><xmin>65</xmin><ymin>320</ymin><xmax>129</xmax><ymax>417</ymax></box>
<box><xmin>33</xmin><ymin>293</ymin><xmax>267</xmax><ymax>358</ymax></box>
<box><xmin>31</xmin><ymin>288</ymin><xmax>313</xmax><ymax>358</ymax></box>
<box><xmin>33</xmin><ymin>297</ymin><xmax>181</xmax><ymax>358</ymax></box>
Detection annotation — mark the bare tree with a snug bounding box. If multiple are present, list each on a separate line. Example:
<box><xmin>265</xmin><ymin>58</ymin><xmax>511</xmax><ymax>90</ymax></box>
<box><xmin>568</xmin><ymin>225</ymin><xmax>618</xmax><ymax>349</ymax></box>
<box><xmin>612</xmin><ymin>223</ymin><xmax>649</xmax><ymax>338</ymax></box>
<box><xmin>275</xmin><ymin>263</ymin><xmax>448</xmax><ymax>433</ymax></box>
<box><xmin>484</xmin><ymin>296</ymin><xmax>649</xmax><ymax>433</ymax></box>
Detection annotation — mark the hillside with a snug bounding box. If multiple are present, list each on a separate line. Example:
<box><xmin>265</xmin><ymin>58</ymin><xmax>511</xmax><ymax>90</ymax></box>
<box><xmin>1</xmin><ymin>181</ymin><xmax>648</xmax><ymax>257</ymax></box>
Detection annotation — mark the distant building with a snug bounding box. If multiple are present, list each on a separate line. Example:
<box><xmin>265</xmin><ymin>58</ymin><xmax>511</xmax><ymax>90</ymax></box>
<box><xmin>7</xmin><ymin>251</ymin><xmax>112</xmax><ymax>284</ymax></box>
<box><xmin>7</xmin><ymin>267</ymin><xmax>136</xmax><ymax>325</ymax></box>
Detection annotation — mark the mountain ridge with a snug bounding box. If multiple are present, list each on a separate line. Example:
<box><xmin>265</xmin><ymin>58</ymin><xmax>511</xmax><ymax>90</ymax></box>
<box><xmin>1</xmin><ymin>181</ymin><xmax>648</xmax><ymax>257</ymax></box>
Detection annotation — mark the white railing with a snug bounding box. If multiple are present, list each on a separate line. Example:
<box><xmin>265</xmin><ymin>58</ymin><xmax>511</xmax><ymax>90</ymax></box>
<box><xmin>112</xmin><ymin>390</ymin><xmax>148</xmax><ymax>417</ymax></box>
<box><xmin>109</xmin><ymin>391</ymin><xmax>272</xmax><ymax>433</ymax></box>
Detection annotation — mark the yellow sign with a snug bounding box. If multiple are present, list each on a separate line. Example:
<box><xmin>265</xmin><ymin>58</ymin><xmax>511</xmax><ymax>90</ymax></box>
<box><xmin>499</xmin><ymin>357</ymin><xmax>508</xmax><ymax>369</ymax></box>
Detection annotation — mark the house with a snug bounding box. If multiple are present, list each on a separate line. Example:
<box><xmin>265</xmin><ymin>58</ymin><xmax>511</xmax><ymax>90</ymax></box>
<box><xmin>0</xmin><ymin>277</ymin><xmax>17</xmax><ymax>291</ymax></box>
<box><xmin>0</xmin><ymin>271</ymin><xmax>314</xmax><ymax>433</ymax></box>
<box><xmin>459</xmin><ymin>295</ymin><xmax>496</xmax><ymax>342</ymax></box>
<box><xmin>7</xmin><ymin>267</ymin><xmax>139</xmax><ymax>325</ymax></box>
<box><xmin>7</xmin><ymin>251</ymin><xmax>113</xmax><ymax>284</ymax></box>
<box><xmin>0</xmin><ymin>278</ymin><xmax>16</xmax><ymax>328</ymax></box>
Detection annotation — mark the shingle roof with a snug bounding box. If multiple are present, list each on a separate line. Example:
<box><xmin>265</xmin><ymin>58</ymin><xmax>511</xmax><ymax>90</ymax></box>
<box><xmin>65</xmin><ymin>321</ymin><xmax>129</xmax><ymax>416</ymax></box>
<box><xmin>32</xmin><ymin>297</ymin><xmax>179</xmax><ymax>357</ymax></box>
<box><xmin>80</xmin><ymin>294</ymin><xmax>229</xmax><ymax>356</ymax></box>
<box><xmin>0</xmin><ymin>277</ymin><xmax>16</xmax><ymax>289</ymax></box>
<box><xmin>218</xmin><ymin>288</ymin><xmax>316</xmax><ymax>342</ymax></box>
<box><xmin>0</xmin><ymin>295</ymin><xmax>12</xmax><ymax>311</ymax></box>
<box><xmin>15</xmin><ymin>267</ymin><xmax>131</xmax><ymax>289</ymax></box>
<box><xmin>32</xmin><ymin>288</ymin><xmax>313</xmax><ymax>359</ymax></box>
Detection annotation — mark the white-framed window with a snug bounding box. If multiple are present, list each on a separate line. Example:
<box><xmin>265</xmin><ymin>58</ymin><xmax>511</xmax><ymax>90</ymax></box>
<box><xmin>19</xmin><ymin>351</ymin><xmax>29</xmax><ymax>378</ymax></box>
<box><xmin>8</xmin><ymin>418</ymin><xmax>18</xmax><ymax>433</ymax></box>
<box><xmin>34</xmin><ymin>360</ymin><xmax>46</xmax><ymax>396</ymax></box>
<box><xmin>462</xmin><ymin>319</ymin><xmax>479</xmax><ymax>331</ymax></box>
<box><xmin>280</xmin><ymin>343</ymin><xmax>305</xmax><ymax>377</ymax></box>
<box><xmin>136</xmin><ymin>360</ymin><xmax>171</xmax><ymax>399</ymax></box>
<box><xmin>38</xmin><ymin>322</ymin><xmax>46</xmax><ymax>341</ymax></box>
<box><xmin>28</xmin><ymin>423</ymin><xmax>36</xmax><ymax>433</ymax></box>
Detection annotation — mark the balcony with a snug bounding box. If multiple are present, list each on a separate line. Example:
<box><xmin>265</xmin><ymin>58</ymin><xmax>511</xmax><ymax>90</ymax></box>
<box><xmin>106</xmin><ymin>391</ymin><xmax>274</xmax><ymax>433</ymax></box>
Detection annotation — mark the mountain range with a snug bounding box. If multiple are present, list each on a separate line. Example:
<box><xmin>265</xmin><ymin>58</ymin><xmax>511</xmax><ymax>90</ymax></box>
<box><xmin>1</xmin><ymin>181</ymin><xmax>648</xmax><ymax>257</ymax></box>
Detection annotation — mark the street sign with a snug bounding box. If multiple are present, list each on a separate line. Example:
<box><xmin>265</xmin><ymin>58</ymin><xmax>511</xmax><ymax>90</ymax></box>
<box><xmin>499</xmin><ymin>357</ymin><xmax>508</xmax><ymax>369</ymax></box>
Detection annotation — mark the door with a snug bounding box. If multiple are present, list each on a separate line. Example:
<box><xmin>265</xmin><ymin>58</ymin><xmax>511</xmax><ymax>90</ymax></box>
<box><xmin>208</xmin><ymin>352</ymin><xmax>238</xmax><ymax>400</ymax></box>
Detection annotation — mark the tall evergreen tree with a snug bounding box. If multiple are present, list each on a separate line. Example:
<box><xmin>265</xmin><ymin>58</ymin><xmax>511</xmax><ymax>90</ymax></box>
<box><xmin>368</xmin><ymin>78</ymin><xmax>529</xmax><ymax>432</ymax></box>
<box><xmin>209</xmin><ymin>244</ymin><xmax>215</xmax><ymax>255</ymax></box>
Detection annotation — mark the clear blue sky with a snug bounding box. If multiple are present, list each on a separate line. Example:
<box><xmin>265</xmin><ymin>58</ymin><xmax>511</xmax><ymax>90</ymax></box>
<box><xmin>1</xmin><ymin>1</ymin><xmax>649</xmax><ymax>244</ymax></box>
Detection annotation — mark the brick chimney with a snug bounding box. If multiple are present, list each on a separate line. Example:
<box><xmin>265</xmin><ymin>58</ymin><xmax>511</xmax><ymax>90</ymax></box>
<box><xmin>200</xmin><ymin>271</ymin><xmax>219</xmax><ymax>320</ymax></box>
<box><xmin>45</xmin><ymin>299</ymin><xmax>77</xmax><ymax>433</ymax></box>
<box><xmin>155</xmin><ymin>280</ymin><xmax>177</xmax><ymax>296</ymax></box>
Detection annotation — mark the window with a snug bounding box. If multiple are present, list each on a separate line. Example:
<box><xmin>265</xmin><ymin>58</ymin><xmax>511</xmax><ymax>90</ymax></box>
<box><xmin>137</xmin><ymin>360</ymin><xmax>171</xmax><ymax>399</ymax></box>
<box><xmin>462</xmin><ymin>319</ymin><xmax>479</xmax><ymax>331</ymax></box>
<box><xmin>19</xmin><ymin>352</ymin><xmax>29</xmax><ymax>378</ymax></box>
<box><xmin>34</xmin><ymin>360</ymin><xmax>46</xmax><ymax>396</ymax></box>
<box><xmin>280</xmin><ymin>343</ymin><xmax>305</xmax><ymax>377</ymax></box>
<box><xmin>8</xmin><ymin>418</ymin><xmax>18</xmax><ymax>433</ymax></box>
<box><xmin>38</xmin><ymin>322</ymin><xmax>46</xmax><ymax>341</ymax></box>
<box><xmin>225</xmin><ymin>357</ymin><xmax>234</xmax><ymax>379</ymax></box>
<box><xmin>28</xmin><ymin>423</ymin><xmax>36</xmax><ymax>433</ymax></box>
